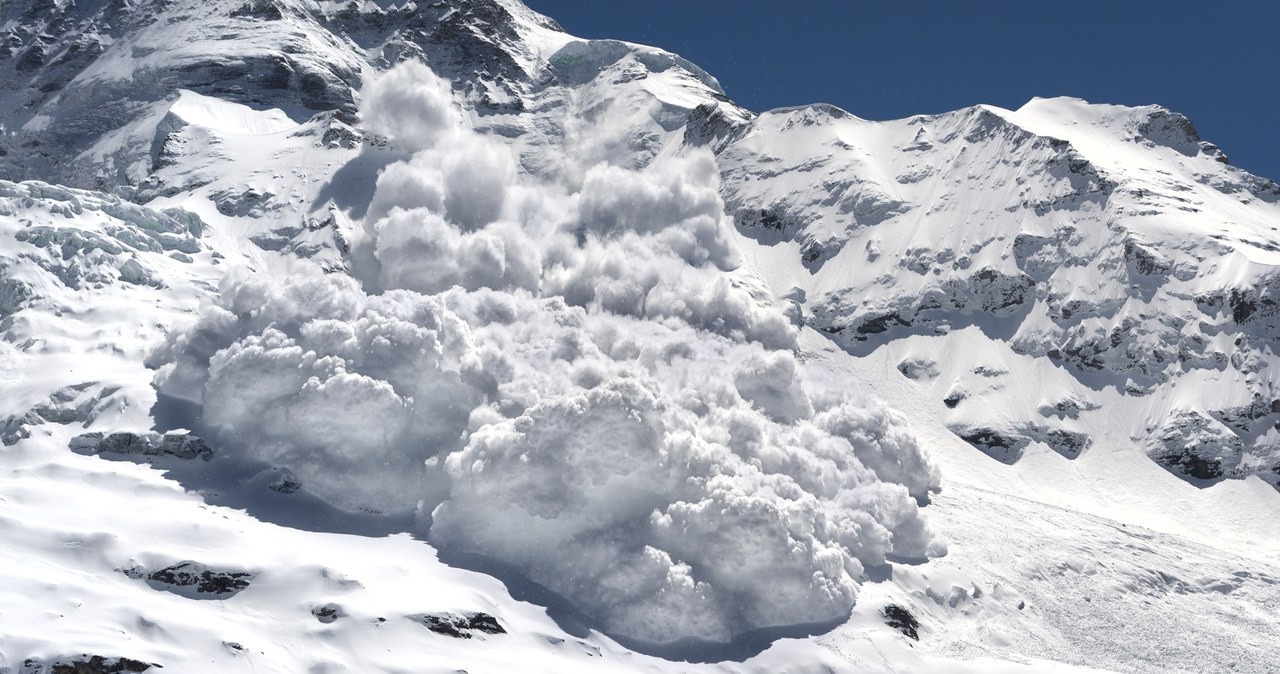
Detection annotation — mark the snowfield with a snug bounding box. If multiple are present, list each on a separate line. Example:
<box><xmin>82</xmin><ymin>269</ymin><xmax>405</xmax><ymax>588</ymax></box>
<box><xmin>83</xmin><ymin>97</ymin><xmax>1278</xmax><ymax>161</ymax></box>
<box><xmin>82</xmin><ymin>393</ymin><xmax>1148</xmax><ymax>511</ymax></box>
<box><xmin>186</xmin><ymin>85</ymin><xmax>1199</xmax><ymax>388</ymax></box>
<box><xmin>2</xmin><ymin>0</ymin><xmax>1279</xmax><ymax>672</ymax></box>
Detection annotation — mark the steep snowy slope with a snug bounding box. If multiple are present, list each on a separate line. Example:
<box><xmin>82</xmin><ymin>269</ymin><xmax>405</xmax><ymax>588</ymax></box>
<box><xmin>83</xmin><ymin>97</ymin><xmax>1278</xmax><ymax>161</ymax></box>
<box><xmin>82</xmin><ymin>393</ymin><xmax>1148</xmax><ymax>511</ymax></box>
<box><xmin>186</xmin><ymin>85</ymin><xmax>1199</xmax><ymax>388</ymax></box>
<box><xmin>2</xmin><ymin>0</ymin><xmax>1280</xmax><ymax>672</ymax></box>
<box><xmin>0</xmin><ymin>0</ymin><xmax>739</xmax><ymax>189</ymax></box>
<box><xmin>720</xmin><ymin>98</ymin><xmax>1280</xmax><ymax>486</ymax></box>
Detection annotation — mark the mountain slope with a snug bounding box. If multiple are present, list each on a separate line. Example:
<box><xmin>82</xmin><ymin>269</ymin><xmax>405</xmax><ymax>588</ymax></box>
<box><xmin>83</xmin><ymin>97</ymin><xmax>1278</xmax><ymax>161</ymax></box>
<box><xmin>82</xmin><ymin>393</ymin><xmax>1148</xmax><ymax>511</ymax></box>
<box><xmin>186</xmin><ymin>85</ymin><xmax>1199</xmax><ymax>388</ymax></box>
<box><xmin>721</xmin><ymin>97</ymin><xmax>1280</xmax><ymax>486</ymax></box>
<box><xmin>2</xmin><ymin>1</ymin><xmax>1279</xmax><ymax>672</ymax></box>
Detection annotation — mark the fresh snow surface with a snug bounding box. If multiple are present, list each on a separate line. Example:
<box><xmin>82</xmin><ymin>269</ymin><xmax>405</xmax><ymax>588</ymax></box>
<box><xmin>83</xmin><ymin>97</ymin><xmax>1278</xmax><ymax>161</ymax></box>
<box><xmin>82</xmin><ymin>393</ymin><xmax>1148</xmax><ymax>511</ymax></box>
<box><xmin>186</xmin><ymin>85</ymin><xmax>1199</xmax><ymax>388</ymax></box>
<box><xmin>2</xmin><ymin>0</ymin><xmax>1280</xmax><ymax>672</ymax></box>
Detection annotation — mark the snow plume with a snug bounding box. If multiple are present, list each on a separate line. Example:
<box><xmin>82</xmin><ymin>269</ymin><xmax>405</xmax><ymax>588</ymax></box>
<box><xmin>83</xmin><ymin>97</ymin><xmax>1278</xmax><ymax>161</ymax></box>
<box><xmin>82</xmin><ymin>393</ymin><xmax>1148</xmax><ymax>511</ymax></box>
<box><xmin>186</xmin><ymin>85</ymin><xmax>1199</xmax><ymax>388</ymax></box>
<box><xmin>361</xmin><ymin>60</ymin><xmax>461</xmax><ymax>153</ymax></box>
<box><xmin>149</xmin><ymin>61</ymin><xmax>942</xmax><ymax>646</ymax></box>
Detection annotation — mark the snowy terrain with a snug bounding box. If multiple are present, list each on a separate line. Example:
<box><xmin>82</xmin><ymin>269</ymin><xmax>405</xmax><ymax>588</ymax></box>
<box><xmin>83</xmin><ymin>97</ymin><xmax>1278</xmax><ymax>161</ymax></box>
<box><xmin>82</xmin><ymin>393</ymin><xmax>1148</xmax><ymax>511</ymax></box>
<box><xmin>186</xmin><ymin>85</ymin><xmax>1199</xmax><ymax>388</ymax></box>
<box><xmin>2</xmin><ymin>0</ymin><xmax>1280</xmax><ymax>672</ymax></box>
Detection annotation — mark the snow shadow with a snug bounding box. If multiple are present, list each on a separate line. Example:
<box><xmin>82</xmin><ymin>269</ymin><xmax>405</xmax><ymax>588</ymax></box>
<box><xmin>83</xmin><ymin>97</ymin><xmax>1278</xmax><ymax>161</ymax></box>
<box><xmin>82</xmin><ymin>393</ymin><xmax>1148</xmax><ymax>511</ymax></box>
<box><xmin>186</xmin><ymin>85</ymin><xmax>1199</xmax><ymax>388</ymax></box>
<box><xmin>147</xmin><ymin>393</ymin><xmax>414</xmax><ymax>537</ymax></box>
<box><xmin>437</xmin><ymin>546</ymin><xmax>850</xmax><ymax>664</ymax></box>
<box><xmin>144</xmin><ymin>392</ymin><xmax>859</xmax><ymax>662</ymax></box>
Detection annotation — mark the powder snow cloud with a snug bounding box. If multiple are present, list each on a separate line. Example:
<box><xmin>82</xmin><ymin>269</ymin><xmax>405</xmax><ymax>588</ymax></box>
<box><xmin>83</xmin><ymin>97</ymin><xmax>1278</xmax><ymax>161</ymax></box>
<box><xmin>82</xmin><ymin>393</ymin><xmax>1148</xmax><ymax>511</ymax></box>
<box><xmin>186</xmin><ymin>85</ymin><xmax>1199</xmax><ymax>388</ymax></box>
<box><xmin>149</xmin><ymin>61</ymin><xmax>943</xmax><ymax>645</ymax></box>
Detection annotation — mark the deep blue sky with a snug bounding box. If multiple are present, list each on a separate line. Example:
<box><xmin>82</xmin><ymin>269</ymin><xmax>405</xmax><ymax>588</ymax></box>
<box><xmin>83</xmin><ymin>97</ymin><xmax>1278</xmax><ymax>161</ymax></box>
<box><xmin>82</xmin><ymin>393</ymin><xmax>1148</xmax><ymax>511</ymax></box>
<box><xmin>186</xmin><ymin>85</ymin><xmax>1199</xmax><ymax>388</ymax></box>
<box><xmin>524</xmin><ymin>1</ymin><xmax>1280</xmax><ymax>181</ymax></box>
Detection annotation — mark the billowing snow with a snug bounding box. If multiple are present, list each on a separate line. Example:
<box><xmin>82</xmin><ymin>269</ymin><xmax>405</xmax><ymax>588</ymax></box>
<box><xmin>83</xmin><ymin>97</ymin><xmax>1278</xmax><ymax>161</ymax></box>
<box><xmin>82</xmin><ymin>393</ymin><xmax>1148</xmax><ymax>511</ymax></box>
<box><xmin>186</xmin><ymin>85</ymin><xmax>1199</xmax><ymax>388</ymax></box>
<box><xmin>147</xmin><ymin>63</ymin><xmax>943</xmax><ymax>646</ymax></box>
<box><xmin>2</xmin><ymin>0</ymin><xmax>1280</xmax><ymax>672</ymax></box>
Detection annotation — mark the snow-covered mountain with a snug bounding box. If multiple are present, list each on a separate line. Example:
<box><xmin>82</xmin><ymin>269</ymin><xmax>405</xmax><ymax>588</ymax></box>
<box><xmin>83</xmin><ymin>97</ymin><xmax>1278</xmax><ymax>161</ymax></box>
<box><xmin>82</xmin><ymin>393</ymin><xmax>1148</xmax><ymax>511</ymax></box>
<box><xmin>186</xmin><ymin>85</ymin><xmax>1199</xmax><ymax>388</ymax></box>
<box><xmin>3</xmin><ymin>1</ymin><xmax>1280</xmax><ymax>672</ymax></box>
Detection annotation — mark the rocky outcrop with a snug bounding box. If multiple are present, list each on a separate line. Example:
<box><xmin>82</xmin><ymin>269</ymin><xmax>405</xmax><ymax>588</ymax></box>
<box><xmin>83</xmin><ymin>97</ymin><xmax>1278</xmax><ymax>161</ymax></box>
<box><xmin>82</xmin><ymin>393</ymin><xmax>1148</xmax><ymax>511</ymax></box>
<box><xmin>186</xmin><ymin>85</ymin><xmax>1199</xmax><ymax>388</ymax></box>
<box><xmin>810</xmin><ymin>267</ymin><xmax>1035</xmax><ymax>342</ymax></box>
<box><xmin>949</xmin><ymin>425</ymin><xmax>1030</xmax><ymax>463</ymax></box>
<box><xmin>1037</xmin><ymin>397</ymin><xmax>1101</xmax><ymax>420</ymax></box>
<box><xmin>897</xmin><ymin>358</ymin><xmax>941</xmax><ymax>381</ymax></box>
<box><xmin>0</xmin><ymin>0</ymin><xmax>566</xmax><ymax>187</ymax></box>
<box><xmin>71</xmin><ymin>431</ymin><xmax>213</xmax><ymax>461</ymax></box>
<box><xmin>1</xmin><ymin>383</ymin><xmax>119</xmax><ymax>446</ymax></box>
<box><xmin>247</xmin><ymin>206</ymin><xmax>353</xmax><ymax>272</ymax></box>
<box><xmin>1136</xmin><ymin>108</ymin><xmax>1228</xmax><ymax>162</ymax></box>
<box><xmin>21</xmin><ymin>656</ymin><xmax>154</xmax><ymax>674</ymax></box>
<box><xmin>1147</xmin><ymin>411</ymin><xmax>1244</xmax><ymax>482</ymax></box>
<box><xmin>949</xmin><ymin>423</ymin><xmax>1091</xmax><ymax>463</ymax></box>
<box><xmin>312</xmin><ymin>603</ymin><xmax>345</xmax><ymax>624</ymax></box>
<box><xmin>123</xmin><ymin>561</ymin><xmax>254</xmax><ymax>599</ymax></box>
<box><xmin>683</xmin><ymin>103</ymin><xmax>752</xmax><ymax>153</ymax></box>
<box><xmin>715</xmin><ymin>97</ymin><xmax>1280</xmax><ymax>488</ymax></box>
<box><xmin>881</xmin><ymin>604</ymin><xmax>920</xmax><ymax>641</ymax></box>
<box><xmin>409</xmin><ymin>612</ymin><xmax>507</xmax><ymax>639</ymax></box>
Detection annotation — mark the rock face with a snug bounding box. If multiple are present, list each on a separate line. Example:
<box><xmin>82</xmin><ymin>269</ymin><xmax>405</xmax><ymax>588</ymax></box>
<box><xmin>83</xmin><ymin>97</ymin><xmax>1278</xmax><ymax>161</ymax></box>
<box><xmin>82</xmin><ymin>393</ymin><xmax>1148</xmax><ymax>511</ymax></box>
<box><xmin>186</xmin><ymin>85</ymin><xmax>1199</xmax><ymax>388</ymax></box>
<box><xmin>124</xmin><ymin>561</ymin><xmax>254</xmax><ymax>599</ymax></box>
<box><xmin>0</xmin><ymin>0</ymin><xmax>364</xmax><ymax>188</ymax></box>
<box><xmin>0</xmin><ymin>0</ymin><xmax>741</xmax><ymax>191</ymax></box>
<box><xmin>409</xmin><ymin>612</ymin><xmax>507</xmax><ymax>639</ymax></box>
<box><xmin>312</xmin><ymin>603</ymin><xmax>344</xmax><ymax>624</ymax></box>
<box><xmin>1147</xmin><ymin>411</ymin><xmax>1245</xmax><ymax>481</ymax></box>
<box><xmin>1</xmin><ymin>383</ymin><xmax>120</xmax><ymax>446</ymax></box>
<box><xmin>712</xmin><ymin>97</ymin><xmax>1280</xmax><ymax>487</ymax></box>
<box><xmin>71</xmin><ymin>431</ymin><xmax>213</xmax><ymax>461</ymax></box>
<box><xmin>949</xmin><ymin>423</ymin><xmax>1091</xmax><ymax>464</ymax></box>
<box><xmin>881</xmin><ymin>605</ymin><xmax>920</xmax><ymax>641</ymax></box>
<box><xmin>22</xmin><ymin>656</ymin><xmax>153</xmax><ymax>674</ymax></box>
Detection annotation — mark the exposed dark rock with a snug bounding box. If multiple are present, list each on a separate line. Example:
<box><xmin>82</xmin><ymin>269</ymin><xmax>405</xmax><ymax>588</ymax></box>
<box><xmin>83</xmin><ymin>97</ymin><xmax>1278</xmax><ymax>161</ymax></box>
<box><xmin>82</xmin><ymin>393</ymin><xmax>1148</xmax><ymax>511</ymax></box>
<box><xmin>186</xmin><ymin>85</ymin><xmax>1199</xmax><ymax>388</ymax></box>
<box><xmin>1147</xmin><ymin>411</ymin><xmax>1242</xmax><ymax>482</ymax></box>
<box><xmin>229</xmin><ymin>0</ymin><xmax>284</xmax><ymax>21</ymax></box>
<box><xmin>1045</xmin><ymin>315</ymin><xmax>1190</xmax><ymax>381</ymax></box>
<box><xmin>409</xmin><ymin>612</ymin><xmax>507</xmax><ymax>639</ymax></box>
<box><xmin>897</xmin><ymin>358</ymin><xmax>940</xmax><ymax>381</ymax></box>
<box><xmin>950</xmin><ymin>425</ymin><xmax>1030</xmax><ymax>464</ymax></box>
<box><xmin>856</xmin><ymin>311</ymin><xmax>910</xmax><ymax>336</ymax></box>
<box><xmin>0</xmin><ymin>273</ymin><xmax>35</xmax><ymax>318</ymax></box>
<box><xmin>293</xmin><ymin>110</ymin><xmax>366</xmax><ymax>150</ymax></box>
<box><xmin>1137</xmin><ymin>108</ymin><xmax>1211</xmax><ymax>158</ymax></box>
<box><xmin>1040</xmin><ymin>429</ymin><xmax>1090</xmax><ymax>459</ymax></box>
<box><xmin>882</xmin><ymin>604</ymin><xmax>919</xmax><ymax>641</ymax></box>
<box><xmin>312</xmin><ymin>603</ymin><xmax>344</xmax><ymax>624</ymax></box>
<box><xmin>269</xmin><ymin>476</ymin><xmax>302</xmax><ymax>494</ymax></box>
<box><xmin>683</xmin><ymin>102</ymin><xmax>749</xmax><ymax>152</ymax></box>
<box><xmin>943</xmin><ymin>390</ymin><xmax>966</xmax><ymax>409</ymax></box>
<box><xmin>1192</xmin><ymin>280</ymin><xmax>1280</xmax><ymax>337</ymax></box>
<box><xmin>800</xmin><ymin>239</ymin><xmax>839</xmax><ymax>268</ymax></box>
<box><xmin>808</xmin><ymin>265</ymin><xmax>1035</xmax><ymax>344</ymax></box>
<box><xmin>1155</xmin><ymin>448</ymin><xmax>1223</xmax><ymax>481</ymax></box>
<box><xmin>2</xmin><ymin>383</ymin><xmax>118</xmax><ymax>446</ymax></box>
<box><xmin>949</xmin><ymin>423</ymin><xmax>1088</xmax><ymax>462</ymax></box>
<box><xmin>213</xmin><ymin>187</ymin><xmax>278</xmax><ymax>218</ymax></box>
<box><xmin>124</xmin><ymin>561</ymin><xmax>254</xmax><ymax>599</ymax></box>
<box><xmin>1229</xmin><ymin>289</ymin><xmax>1256</xmax><ymax>324</ymax></box>
<box><xmin>71</xmin><ymin>431</ymin><xmax>212</xmax><ymax>461</ymax></box>
<box><xmin>22</xmin><ymin>655</ymin><xmax>153</xmax><ymax>674</ymax></box>
<box><xmin>1124</xmin><ymin>239</ymin><xmax>1170</xmax><ymax>277</ymax></box>
<box><xmin>971</xmin><ymin>267</ymin><xmax>1035</xmax><ymax>314</ymax></box>
<box><xmin>735</xmin><ymin>207</ymin><xmax>789</xmax><ymax>232</ymax></box>
<box><xmin>1210</xmin><ymin>395</ymin><xmax>1279</xmax><ymax>433</ymax></box>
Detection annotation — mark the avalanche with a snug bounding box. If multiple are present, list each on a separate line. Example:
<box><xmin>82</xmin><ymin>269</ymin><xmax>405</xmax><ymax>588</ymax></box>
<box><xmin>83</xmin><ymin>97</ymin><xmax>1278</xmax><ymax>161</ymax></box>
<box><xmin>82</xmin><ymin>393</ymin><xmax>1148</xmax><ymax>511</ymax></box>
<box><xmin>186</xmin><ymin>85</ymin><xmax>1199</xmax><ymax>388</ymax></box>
<box><xmin>2</xmin><ymin>0</ymin><xmax>1280</xmax><ymax>672</ymax></box>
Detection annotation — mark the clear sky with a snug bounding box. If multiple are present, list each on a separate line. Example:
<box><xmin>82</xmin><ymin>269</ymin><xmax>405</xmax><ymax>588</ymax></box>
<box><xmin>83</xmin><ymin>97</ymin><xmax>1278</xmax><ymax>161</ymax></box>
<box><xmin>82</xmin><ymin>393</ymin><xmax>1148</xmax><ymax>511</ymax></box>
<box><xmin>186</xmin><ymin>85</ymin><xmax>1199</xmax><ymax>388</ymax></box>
<box><xmin>523</xmin><ymin>1</ymin><xmax>1280</xmax><ymax>182</ymax></box>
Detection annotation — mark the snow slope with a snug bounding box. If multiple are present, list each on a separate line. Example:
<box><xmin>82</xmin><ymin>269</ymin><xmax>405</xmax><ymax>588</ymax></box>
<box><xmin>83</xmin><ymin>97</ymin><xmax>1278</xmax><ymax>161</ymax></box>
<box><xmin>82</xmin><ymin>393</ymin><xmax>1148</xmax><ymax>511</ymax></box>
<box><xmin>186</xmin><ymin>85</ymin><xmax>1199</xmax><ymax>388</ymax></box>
<box><xmin>723</xmin><ymin>97</ymin><xmax>1280</xmax><ymax>486</ymax></box>
<box><xmin>2</xmin><ymin>0</ymin><xmax>1280</xmax><ymax>672</ymax></box>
